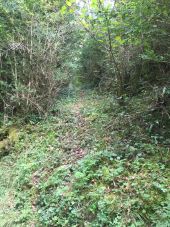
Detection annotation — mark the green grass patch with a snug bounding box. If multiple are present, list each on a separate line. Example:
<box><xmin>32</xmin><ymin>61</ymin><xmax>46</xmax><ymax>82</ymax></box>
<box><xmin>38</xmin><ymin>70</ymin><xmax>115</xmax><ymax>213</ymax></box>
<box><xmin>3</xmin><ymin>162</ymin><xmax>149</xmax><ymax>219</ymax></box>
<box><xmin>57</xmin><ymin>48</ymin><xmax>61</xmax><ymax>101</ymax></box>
<box><xmin>0</xmin><ymin>91</ymin><xmax>169</xmax><ymax>226</ymax></box>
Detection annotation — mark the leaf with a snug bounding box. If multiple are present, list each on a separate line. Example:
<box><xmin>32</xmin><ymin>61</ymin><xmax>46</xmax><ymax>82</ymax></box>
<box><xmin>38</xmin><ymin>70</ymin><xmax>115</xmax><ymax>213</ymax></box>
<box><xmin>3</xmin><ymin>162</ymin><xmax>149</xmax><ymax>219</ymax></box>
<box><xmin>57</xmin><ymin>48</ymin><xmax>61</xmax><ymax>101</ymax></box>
<box><xmin>75</xmin><ymin>171</ymin><xmax>85</xmax><ymax>179</ymax></box>
<box><xmin>66</xmin><ymin>1</ymin><xmax>72</xmax><ymax>7</ymax></box>
<box><xmin>61</xmin><ymin>5</ymin><xmax>67</xmax><ymax>14</ymax></box>
<box><xmin>115</xmin><ymin>36</ymin><xmax>121</xmax><ymax>41</ymax></box>
<box><xmin>115</xmin><ymin>36</ymin><xmax>124</xmax><ymax>44</ymax></box>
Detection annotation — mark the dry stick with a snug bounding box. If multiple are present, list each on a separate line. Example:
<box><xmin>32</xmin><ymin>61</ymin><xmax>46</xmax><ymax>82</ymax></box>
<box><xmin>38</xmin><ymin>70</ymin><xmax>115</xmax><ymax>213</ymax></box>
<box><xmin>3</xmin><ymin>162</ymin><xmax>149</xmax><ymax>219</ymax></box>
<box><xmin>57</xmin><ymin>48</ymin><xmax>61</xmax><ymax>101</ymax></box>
<box><xmin>8</xmin><ymin>50</ymin><xmax>19</xmax><ymax>105</ymax></box>
<box><xmin>30</xmin><ymin>17</ymin><xmax>33</xmax><ymax>62</ymax></box>
<box><xmin>28</xmin><ymin>17</ymin><xmax>34</xmax><ymax>106</ymax></box>
<box><xmin>21</xmin><ymin>94</ymin><xmax>45</xmax><ymax>116</ymax></box>
<box><xmin>13</xmin><ymin>49</ymin><xmax>19</xmax><ymax>99</ymax></box>
<box><xmin>162</xmin><ymin>106</ymin><xmax>170</xmax><ymax>120</ymax></box>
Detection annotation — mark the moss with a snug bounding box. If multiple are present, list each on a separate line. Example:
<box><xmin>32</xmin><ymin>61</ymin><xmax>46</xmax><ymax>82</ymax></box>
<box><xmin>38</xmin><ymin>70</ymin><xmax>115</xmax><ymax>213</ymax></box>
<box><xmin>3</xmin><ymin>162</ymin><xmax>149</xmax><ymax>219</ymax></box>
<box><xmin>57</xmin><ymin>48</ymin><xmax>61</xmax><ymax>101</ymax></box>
<box><xmin>0</xmin><ymin>127</ymin><xmax>8</xmax><ymax>141</ymax></box>
<box><xmin>8</xmin><ymin>127</ymin><xmax>18</xmax><ymax>143</ymax></box>
<box><xmin>0</xmin><ymin>139</ymin><xmax>9</xmax><ymax>150</ymax></box>
<box><xmin>0</xmin><ymin>127</ymin><xmax>19</xmax><ymax>157</ymax></box>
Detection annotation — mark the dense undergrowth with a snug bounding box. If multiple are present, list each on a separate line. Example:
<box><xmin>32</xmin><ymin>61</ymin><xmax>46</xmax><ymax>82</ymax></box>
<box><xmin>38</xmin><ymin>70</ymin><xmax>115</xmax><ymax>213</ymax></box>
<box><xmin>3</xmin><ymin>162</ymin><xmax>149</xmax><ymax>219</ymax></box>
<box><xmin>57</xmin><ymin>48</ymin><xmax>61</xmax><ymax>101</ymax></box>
<box><xmin>0</xmin><ymin>90</ymin><xmax>169</xmax><ymax>226</ymax></box>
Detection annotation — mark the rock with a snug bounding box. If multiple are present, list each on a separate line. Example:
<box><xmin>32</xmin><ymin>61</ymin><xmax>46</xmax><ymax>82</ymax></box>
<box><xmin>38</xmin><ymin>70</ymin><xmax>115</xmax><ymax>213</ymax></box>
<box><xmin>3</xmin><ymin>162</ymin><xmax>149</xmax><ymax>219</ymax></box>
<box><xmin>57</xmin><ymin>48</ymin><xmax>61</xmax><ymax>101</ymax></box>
<box><xmin>0</xmin><ymin>139</ymin><xmax>10</xmax><ymax>157</ymax></box>
<box><xmin>0</xmin><ymin>127</ymin><xmax>19</xmax><ymax>158</ymax></box>
<box><xmin>8</xmin><ymin>127</ymin><xmax>18</xmax><ymax>142</ymax></box>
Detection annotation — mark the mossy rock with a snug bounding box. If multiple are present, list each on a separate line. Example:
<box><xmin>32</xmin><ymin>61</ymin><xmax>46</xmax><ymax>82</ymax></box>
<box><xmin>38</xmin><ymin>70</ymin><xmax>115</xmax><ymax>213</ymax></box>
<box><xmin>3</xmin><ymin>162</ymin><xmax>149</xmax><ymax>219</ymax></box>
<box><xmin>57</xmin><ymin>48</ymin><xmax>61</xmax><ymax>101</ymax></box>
<box><xmin>0</xmin><ymin>127</ymin><xmax>19</xmax><ymax>158</ymax></box>
<box><xmin>0</xmin><ymin>127</ymin><xmax>8</xmax><ymax>141</ymax></box>
<box><xmin>0</xmin><ymin>138</ymin><xmax>9</xmax><ymax>150</ymax></box>
<box><xmin>8</xmin><ymin>127</ymin><xmax>18</xmax><ymax>142</ymax></box>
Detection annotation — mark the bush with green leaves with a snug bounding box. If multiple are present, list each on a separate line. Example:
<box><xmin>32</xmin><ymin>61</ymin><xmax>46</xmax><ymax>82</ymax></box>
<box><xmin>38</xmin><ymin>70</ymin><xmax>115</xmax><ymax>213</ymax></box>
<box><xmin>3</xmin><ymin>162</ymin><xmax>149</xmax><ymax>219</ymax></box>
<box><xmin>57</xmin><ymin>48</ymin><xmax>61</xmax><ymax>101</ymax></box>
<box><xmin>0</xmin><ymin>0</ymin><xmax>73</xmax><ymax>116</ymax></box>
<box><xmin>33</xmin><ymin>149</ymin><xmax>169</xmax><ymax>226</ymax></box>
<box><xmin>76</xmin><ymin>0</ymin><xmax>170</xmax><ymax>95</ymax></box>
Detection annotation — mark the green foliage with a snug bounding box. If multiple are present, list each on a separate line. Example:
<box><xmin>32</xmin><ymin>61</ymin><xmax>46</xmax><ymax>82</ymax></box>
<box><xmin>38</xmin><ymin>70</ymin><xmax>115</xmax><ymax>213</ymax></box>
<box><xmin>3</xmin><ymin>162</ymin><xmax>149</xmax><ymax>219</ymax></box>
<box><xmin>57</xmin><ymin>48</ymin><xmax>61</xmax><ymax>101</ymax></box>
<box><xmin>36</xmin><ymin>150</ymin><xmax>169</xmax><ymax>226</ymax></box>
<box><xmin>0</xmin><ymin>0</ymin><xmax>73</xmax><ymax>116</ymax></box>
<box><xmin>0</xmin><ymin>92</ymin><xmax>169</xmax><ymax>226</ymax></box>
<box><xmin>0</xmin><ymin>1</ymin><xmax>170</xmax><ymax>226</ymax></box>
<box><xmin>76</xmin><ymin>0</ymin><xmax>170</xmax><ymax>95</ymax></box>
<box><xmin>78</xmin><ymin>39</ymin><xmax>106</xmax><ymax>87</ymax></box>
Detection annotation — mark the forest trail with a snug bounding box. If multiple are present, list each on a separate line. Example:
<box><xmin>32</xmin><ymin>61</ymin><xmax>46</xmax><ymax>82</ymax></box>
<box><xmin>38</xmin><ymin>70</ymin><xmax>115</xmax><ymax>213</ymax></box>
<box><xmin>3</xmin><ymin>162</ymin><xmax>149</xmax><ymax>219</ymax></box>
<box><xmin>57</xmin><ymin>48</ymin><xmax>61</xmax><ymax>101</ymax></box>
<box><xmin>54</xmin><ymin>92</ymin><xmax>106</xmax><ymax>164</ymax></box>
<box><xmin>0</xmin><ymin>92</ymin><xmax>169</xmax><ymax>226</ymax></box>
<box><xmin>0</xmin><ymin>92</ymin><xmax>105</xmax><ymax>226</ymax></box>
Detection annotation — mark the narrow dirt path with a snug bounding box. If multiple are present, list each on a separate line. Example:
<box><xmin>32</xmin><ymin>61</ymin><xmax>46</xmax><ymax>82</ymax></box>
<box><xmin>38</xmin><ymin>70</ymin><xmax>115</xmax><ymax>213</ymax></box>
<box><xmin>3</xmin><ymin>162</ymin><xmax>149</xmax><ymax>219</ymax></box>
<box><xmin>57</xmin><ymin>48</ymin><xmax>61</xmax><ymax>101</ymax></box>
<box><xmin>0</xmin><ymin>92</ymin><xmax>106</xmax><ymax>226</ymax></box>
<box><xmin>29</xmin><ymin>94</ymin><xmax>91</xmax><ymax>226</ymax></box>
<box><xmin>59</xmin><ymin>95</ymin><xmax>90</xmax><ymax>163</ymax></box>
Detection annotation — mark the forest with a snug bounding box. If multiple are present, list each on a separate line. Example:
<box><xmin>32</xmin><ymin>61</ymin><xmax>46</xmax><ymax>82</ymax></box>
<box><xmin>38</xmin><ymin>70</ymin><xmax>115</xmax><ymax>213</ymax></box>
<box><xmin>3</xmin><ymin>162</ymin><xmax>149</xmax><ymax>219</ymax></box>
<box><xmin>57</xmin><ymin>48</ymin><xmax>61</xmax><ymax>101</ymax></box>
<box><xmin>0</xmin><ymin>0</ymin><xmax>170</xmax><ymax>226</ymax></box>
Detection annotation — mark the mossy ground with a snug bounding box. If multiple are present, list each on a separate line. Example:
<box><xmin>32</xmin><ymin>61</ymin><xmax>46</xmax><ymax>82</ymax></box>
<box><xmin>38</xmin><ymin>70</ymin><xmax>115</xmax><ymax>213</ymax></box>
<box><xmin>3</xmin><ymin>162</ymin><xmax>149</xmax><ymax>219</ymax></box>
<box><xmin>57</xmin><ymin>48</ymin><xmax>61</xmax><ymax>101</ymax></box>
<box><xmin>0</xmin><ymin>91</ymin><xmax>169</xmax><ymax>226</ymax></box>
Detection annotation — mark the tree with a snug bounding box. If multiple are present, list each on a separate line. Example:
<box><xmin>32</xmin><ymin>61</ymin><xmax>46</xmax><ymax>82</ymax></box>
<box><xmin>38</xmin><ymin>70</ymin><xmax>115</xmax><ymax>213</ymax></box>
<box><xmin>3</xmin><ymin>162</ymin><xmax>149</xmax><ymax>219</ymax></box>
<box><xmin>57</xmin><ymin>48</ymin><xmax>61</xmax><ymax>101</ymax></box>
<box><xmin>75</xmin><ymin>0</ymin><xmax>170</xmax><ymax>95</ymax></box>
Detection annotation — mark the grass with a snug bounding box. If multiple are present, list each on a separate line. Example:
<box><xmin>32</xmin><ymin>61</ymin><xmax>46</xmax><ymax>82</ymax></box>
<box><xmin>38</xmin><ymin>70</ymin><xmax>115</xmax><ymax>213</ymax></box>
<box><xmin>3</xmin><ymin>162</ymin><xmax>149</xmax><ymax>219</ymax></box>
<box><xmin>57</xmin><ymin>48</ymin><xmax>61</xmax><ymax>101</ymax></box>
<box><xmin>0</xmin><ymin>90</ymin><xmax>169</xmax><ymax>226</ymax></box>
<box><xmin>0</xmin><ymin>154</ymin><xmax>19</xmax><ymax>226</ymax></box>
